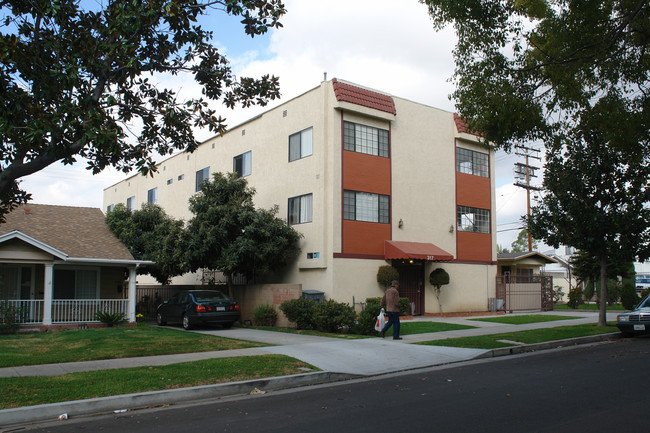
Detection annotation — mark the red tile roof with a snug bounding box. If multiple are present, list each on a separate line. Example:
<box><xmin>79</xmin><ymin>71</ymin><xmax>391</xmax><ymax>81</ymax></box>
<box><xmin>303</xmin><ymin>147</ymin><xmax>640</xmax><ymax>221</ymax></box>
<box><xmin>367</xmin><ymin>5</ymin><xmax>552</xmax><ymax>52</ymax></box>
<box><xmin>454</xmin><ymin>113</ymin><xmax>481</xmax><ymax>136</ymax></box>
<box><xmin>332</xmin><ymin>78</ymin><xmax>396</xmax><ymax>115</ymax></box>
<box><xmin>453</xmin><ymin>113</ymin><xmax>470</xmax><ymax>134</ymax></box>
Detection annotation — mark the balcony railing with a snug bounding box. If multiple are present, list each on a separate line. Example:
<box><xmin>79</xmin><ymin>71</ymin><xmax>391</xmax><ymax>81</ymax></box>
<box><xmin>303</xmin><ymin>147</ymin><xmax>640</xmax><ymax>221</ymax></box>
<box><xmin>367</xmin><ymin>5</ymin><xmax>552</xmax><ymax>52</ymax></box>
<box><xmin>2</xmin><ymin>299</ymin><xmax>129</xmax><ymax>324</ymax></box>
<box><xmin>52</xmin><ymin>299</ymin><xmax>129</xmax><ymax>323</ymax></box>
<box><xmin>1</xmin><ymin>299</ymin><xmax>43</xmax><ymax>324</ymax></box>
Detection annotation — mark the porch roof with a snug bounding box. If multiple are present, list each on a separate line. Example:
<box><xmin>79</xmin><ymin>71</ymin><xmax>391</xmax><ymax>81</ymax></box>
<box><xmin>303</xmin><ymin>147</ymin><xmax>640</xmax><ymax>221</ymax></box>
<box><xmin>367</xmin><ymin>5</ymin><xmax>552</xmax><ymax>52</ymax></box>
<box><xmin>0</xmin><ymin>204</ymin><xmax>135</xmax><ymax>262</ymax></box>
<box><xmin>497</xmin><ymin>251</ymin><xmax>557</xmax><ymax>265</ymax></box>
<box><xmin>384</xmin><ymin>240</ymin><xmax>454</xmax><ymax>262</ymax></box>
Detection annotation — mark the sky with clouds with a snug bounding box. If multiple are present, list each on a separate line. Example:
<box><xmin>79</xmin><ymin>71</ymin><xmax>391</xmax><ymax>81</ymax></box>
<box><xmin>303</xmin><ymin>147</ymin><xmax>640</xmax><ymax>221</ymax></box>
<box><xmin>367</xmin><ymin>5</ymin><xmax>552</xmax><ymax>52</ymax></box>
<box><xmin>19</xmin><ymin>0</ymin><xmax>538</xmax><ymax>249</ymax></box>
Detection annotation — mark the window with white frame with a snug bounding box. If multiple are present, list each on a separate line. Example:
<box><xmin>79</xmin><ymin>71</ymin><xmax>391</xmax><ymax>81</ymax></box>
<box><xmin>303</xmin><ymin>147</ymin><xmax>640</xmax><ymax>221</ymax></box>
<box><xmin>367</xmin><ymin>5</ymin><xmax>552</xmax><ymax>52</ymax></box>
<box><xmin>106</xmin><ymin>204</ymin><xmax>114</xmax><ymax>213</ymax></box>
<box><xmin>233</xmin><ymin>151</ymin><xmax>252</xmax><ymax>177</ymax></box>
<box><xmin>343</xmin><ymin>121</ymin><xmax>389</xmax><ymax>158</ymax></box>
<box><xmin>457</xmin><ymin>206</ymin><xmax>490</xmax><ymax>233</ymax></box>
<box><xmin>343</xmin><ymin>190</ymin><xmax>390</xmax><ymax>223</ymax></box>
<box><xmin>288</xmin><ymin>193</ymin><xmax>313</xmax><ymax>225</ymax></box>
<box><xmin>126</xmin><ymin>196</ymin><xmax>135</xmax><ymax>211</ymax></box>
<box><xmin>456</xmin><ymin>147</ymin><xmax>489</xmax><ymax>177</ymax></box>
<box><xmin>289</xmin><ymin>127</ymin><xmax>313</xmax><ymax>161</ymax></box>
<box><xmin>147</xmin><ymin>187</ymin><xmax>157</xmax><ymax>204</ymax></box>
<box><xmin>195</xmin><ymin>167</ymin><xmax>209</xmax><ymax>191</ymax></box>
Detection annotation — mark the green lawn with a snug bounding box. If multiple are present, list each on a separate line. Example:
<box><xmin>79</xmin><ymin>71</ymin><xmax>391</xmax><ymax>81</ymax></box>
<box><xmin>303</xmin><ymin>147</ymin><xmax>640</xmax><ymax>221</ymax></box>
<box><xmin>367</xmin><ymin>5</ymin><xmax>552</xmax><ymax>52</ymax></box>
<box><xmin>244</xmin><ymin>326</ymin><xmax>373</xmax><ymax>339</ymax></box>
<box><xmin>0</xmin><ymin>326</ymin><xmax>267</xmax><ymax>368</ymax></box>
<box><xmin>555</xmin><ymin>303</ymin><xmax>625</xmax><ymax>311</ymax></box>
<box><xmin>0</xmin><ymin>355</ymin><xmax>316</xmax><ymax>409</ymax></box>
<box><xmin>246</xmin><ymin>321</ymin><xmax>476</xmax><ymax>337</ymax></box>
<box><xmin>398</xmin><ymin>321</ymin><xmax>476</xmax><ymax>335</ymax></box>
<box><xmin>469</xmin><ymin>314</ymin><xmax>582</xmax><ymax>325</ymax></box>
<box><xmin>417</xmin><ymin>324</ymin><xmax>618</xmax><ymax>349</ymax></box>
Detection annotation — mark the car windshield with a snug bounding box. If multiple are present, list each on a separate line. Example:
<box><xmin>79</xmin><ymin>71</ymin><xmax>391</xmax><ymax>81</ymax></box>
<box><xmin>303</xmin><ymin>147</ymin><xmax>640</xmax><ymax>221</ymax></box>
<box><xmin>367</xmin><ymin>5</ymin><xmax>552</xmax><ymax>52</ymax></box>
<box><xmin>638</xmin><ymin>296</ymin><xmax>650</xmax><ymax>309</ymax></box>
<box><xmin>192</xmin><ymin>291</ymin><xmax>230</xmax><ymax>303</ymax></box>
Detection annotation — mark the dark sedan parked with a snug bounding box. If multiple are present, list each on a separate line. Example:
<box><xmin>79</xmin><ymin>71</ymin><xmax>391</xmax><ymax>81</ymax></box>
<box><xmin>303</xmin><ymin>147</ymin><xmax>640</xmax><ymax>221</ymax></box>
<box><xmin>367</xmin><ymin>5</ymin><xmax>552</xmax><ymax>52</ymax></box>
<box><xmin>616</xmin><ymin>295</ymin><xmax>650</xmax><ymax>336</ymax></box>
<box><xmin>157</xmin><ymin>290</ymin><xmax>240</xmax><ymax>330</ymax></box>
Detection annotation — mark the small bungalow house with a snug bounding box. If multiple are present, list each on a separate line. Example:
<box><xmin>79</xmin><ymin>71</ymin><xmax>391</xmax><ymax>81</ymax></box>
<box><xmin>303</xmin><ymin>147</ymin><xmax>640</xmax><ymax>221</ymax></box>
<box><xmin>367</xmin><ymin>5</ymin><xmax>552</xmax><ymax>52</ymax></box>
<box><xmin>0</xmin><ymin>204</ymin><xmax>147</xmax><ymax>327</ymax></box>
<box><xmin>496</xmin><ymin>251</ymin><xmax>557</xmax><ymax>311</ymax></box>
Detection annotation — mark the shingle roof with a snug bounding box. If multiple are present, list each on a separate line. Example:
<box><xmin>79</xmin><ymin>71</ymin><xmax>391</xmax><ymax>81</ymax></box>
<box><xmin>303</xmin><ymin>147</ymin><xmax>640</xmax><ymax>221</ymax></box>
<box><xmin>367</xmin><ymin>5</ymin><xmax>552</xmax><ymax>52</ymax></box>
<box><xmin>332</xmin><ymin>78</ymin><xmax>396</xmax><ymax>115</ymax></box>
<box><xmin>0</xmin><ymin>204</ymin><xmax>134</xmax><ymax>261</ymax></box>
<box><xmin>497</xmin><ymin>251</ymin><xmax>557</xmax><ymax>264</ymax></box>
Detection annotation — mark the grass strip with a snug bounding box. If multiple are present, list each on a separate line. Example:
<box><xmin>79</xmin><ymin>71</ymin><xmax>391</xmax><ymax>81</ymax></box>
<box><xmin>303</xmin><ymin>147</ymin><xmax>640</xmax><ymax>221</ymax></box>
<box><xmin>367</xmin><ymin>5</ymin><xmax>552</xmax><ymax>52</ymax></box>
<box><xmin>248</xmin><ymin>321</ymin><xmax>476</xmax><ymax>338</ymax></box>
<box><xmin>554</xmin><ymin>304</ymin><xmax>625</xmax><ymax>311</ymax></box>
<box><xmin>0</xmin><ymin>326</ymin><xmax>266</xmax><ymax>368</ymax></box>
<box><xmin>469</xmin><ymin>315</ymin><xmax>582</xmax><ymax>325</ymax></box>
<box><xmin>417</xmin><ymin>324</ymin><xmax>618</xmax><ymax>349</ymax></box>
<box><xmin>243</xmin><ymin>326</ymin><xmax>373</xmax><ymax>339</ymax></box>
<box><xmin>398</xmin><ymin>321</ymin><xmax>476</xmax><ymax>335</ymax></box>
<box><xmin>0</xmin><ymin>355</ymin><xmax>316</xmax><ymax>409</ymax></box>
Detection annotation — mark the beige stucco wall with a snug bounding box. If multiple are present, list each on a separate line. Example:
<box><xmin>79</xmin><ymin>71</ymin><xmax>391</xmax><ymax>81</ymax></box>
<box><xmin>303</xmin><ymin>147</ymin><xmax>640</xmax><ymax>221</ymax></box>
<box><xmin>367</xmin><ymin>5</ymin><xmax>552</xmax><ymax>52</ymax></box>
<box><xmin>424</xmin><ymin>262</ymin><xmax>497</xmax><ymax>313</ymax></box>
<box><xmin>231</xmin><ymin>283</ymin><xmax>301</xmax><ymax>328</ymax></box>
<box><xmin>389</xmin><ymin>99</ymin><xmax>458</xmax><ymax>255</ymax></box>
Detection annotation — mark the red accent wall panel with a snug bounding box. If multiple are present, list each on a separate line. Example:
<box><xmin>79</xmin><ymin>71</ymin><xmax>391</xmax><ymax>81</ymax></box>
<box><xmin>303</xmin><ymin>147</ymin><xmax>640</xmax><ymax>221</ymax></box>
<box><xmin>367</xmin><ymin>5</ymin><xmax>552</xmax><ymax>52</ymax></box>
<box><xmin>342</xmin><ymin>151</ymin><xmax>391</xmax><ymax>194</ymax></box>
<box><xmin>342</xmin><ymin>220</ymin><xmax>391</xmax><ymax>256</ymax></box>
<box><xmin>456</xmin><ymin>232</ymin><xmax>492</xmax><ymax>261</ymax></box>
<box><xmin>456</xmin><ymin>173</ymin><xmax>491</xmax><ymax>208</ymax></box>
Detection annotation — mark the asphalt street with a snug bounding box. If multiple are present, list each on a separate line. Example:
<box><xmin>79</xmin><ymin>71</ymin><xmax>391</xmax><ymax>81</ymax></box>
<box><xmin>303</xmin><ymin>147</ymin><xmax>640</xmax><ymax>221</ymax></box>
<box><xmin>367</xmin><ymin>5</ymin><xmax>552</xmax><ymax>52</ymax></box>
<box><xmin>17</xmin><ymin>337</ymin><xmax>650</xmax><ymax>433</ymax></box>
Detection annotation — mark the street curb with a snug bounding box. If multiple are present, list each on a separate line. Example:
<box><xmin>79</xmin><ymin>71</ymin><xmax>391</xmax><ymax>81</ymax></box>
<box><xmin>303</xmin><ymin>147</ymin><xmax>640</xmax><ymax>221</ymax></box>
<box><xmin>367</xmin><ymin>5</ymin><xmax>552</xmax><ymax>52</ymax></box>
<box><xmin>474</xmin><ymin>332</ymin><xmax>622</xmax><ymax>359</ymax></box>
<box><xmin>0</xmin><ymin>371</ymin><xmax>358</xmax><ymax>428</ymax></box>
<box><xmin>0</xmin><ymin>333</ymin><xmax>622</xmax><ymax>429</ymax></box>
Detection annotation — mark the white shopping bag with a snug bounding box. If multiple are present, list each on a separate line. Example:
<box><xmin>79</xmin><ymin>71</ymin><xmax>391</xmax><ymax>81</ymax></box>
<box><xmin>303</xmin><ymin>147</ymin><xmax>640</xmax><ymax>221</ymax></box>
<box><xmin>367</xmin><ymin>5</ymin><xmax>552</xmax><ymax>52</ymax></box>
<box><xmin>374</xmin><ymin>308</ymin><xmax>386</xmax><ymax>332</ymax></box>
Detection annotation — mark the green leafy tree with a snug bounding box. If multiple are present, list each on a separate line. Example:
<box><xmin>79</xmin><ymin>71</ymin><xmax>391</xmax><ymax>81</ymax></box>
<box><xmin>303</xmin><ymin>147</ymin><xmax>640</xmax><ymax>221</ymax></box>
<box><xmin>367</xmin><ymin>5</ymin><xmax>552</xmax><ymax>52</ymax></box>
<box><xmin>429</xmin><ymin>268</ymin><xmax>450</xmax><ymax>313</ymax></box>
<box><xmin>423</xmin><ymin>0</ymin><xmax>648</xmax><ymax>153</ymax></box>
<box><xmin>424</xmin><ymin>0</ymin><xmax>650</xmax><ymax>326</ymax></box>
<box><xmin>186</xmin><ymin>172</ymin><xmax>301</xmax><ymax>296</ymax></box>
<box><xmin>530</xmin><ymin>138</ymin><xmax>650</xmax><ymax>325</ymax></box>
<box><xmin>0</xmin><ymin>0</ymin><xmax>286</xmax><ymax>219</ymax></box>
<box><xmin>376</xmin><ymin>265</ymin><xmax>399</xmax><ymax>289</ymax></box>
<box><xmin>106</xmin><ymin>203</ymin><xmax>187</xmax><ymax>284</ymax></box>
<box><xmin>510</xmin><ymin>229</ymin><xmax>539</xmax><ymax>253</ymax></box>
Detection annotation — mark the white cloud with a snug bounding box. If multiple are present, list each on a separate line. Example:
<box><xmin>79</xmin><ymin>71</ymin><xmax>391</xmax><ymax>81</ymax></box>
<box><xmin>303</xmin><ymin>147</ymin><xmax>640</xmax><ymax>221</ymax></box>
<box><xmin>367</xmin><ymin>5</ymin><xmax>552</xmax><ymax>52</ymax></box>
<box><xmin>19</xmin><ymin>0</ymin><xmax>530</xmax><ymax>238</ymax></box>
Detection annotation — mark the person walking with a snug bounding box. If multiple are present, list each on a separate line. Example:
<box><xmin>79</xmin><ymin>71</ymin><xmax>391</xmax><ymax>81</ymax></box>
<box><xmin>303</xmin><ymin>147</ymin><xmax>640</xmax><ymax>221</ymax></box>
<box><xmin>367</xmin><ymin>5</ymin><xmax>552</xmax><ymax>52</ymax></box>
<box><xmin>380</xmin><ymin>280</ymin><xmax>402</xmax><ymax>340</ymax></box>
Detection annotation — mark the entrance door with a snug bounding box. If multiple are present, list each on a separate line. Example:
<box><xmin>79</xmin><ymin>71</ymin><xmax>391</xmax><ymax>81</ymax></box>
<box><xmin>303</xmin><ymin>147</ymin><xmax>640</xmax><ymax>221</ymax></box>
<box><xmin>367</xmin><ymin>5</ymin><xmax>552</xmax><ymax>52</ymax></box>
<box><xmin>394</xmin><ymin>262</ymin><xmax>425</xmax><ymax>315</ymax></box>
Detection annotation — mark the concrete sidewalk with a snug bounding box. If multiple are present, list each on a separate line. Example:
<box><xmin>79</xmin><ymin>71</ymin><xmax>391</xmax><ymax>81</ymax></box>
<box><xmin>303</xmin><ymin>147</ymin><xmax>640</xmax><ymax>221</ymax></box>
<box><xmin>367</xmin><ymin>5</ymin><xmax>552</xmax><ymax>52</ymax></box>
<box><xmin>0</xmin><ymin>311</ymin><xmax>621</xmax><ymax>428</ymax></box>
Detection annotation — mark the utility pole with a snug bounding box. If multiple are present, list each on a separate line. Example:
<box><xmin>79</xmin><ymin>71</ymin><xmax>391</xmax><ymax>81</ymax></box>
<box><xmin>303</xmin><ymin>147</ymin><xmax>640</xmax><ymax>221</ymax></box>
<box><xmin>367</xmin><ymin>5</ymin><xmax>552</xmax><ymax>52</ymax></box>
<box><xmin>514</xmin><ymin>145</ymin><xmax>542</xmax><ymax>251</ymax></box>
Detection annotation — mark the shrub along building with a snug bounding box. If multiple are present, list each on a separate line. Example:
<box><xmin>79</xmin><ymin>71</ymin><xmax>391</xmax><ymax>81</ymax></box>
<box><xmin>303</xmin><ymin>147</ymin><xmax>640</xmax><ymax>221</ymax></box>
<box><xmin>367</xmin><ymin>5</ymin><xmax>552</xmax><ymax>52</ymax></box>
<box><xmin>103</xmin><ymin>78</ymin><xmax>497</xmax><ymax>315</ymax></box>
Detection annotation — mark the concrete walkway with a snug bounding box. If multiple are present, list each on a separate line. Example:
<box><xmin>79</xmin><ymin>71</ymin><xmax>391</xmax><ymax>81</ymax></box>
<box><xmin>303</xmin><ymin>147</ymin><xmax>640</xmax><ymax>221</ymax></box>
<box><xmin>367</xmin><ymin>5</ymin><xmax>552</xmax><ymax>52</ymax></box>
<box><xmin>0</xmin><ymin>310</ymin><xmax>619</xmax><ymax>378</ymax></box>
<box><xmin>0</xmin><ymin>310</ymin><xmax>622</xmax><ymax>428</ymax></box>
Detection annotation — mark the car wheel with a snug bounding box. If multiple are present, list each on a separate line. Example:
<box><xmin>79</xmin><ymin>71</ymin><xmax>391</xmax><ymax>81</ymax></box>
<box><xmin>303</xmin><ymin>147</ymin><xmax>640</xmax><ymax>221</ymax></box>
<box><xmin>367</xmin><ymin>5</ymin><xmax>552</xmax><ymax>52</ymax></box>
<box><xmin>222</xmin><ymin>322</ymin><xmax>234</xmax><ymax>329</ymax></box>
<box><xmin>182</xmin><ymin>314</ymin><xmax>192</xmax><ymax>330</ymax></box>
<box><xmin>157</xmin><ymin>313</ymin><xmax>166</xmax><ymax>326</ymax></box>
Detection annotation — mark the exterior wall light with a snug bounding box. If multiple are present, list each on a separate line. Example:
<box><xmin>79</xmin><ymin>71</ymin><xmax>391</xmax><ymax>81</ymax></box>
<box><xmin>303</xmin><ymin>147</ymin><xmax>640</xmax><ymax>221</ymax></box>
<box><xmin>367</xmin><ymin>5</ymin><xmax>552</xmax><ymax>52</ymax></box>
<box><xmin>398</xmin><ymin>219</ymin><xmax>404</xmax><ymax>228</ymax></box>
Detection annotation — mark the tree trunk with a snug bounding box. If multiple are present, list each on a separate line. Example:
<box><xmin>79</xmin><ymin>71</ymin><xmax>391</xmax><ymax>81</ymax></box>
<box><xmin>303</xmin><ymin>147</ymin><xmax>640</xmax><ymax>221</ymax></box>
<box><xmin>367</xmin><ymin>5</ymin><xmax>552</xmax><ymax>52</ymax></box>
<box><xmin>227</xmin><ymin>273</ymin><xmax>233</xmax><ymax>299</ymax></box>
<box><xmin>598</xmin><ymin>255</ymin><xmax>608</xmax><ymax>327</ymax></box>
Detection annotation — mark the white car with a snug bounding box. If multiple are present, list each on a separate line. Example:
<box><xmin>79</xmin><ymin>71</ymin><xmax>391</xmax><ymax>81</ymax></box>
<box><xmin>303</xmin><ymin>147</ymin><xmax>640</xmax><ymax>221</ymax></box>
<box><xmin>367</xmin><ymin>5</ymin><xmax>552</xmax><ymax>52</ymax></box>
<box><xmin>616</xmin><ymin>295</ymin><xmax>650</xmax><ymax>336</ymax></box>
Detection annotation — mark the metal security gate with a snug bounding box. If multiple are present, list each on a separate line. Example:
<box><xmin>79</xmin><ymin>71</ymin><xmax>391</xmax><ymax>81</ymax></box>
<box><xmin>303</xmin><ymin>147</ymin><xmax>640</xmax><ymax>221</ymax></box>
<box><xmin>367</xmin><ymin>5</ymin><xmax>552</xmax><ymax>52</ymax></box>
<box><xmin>495</xmin><ymin>275</ymin><xmax>554</xmax><ymax>312</ymax></box>
<box><xmin>395</xmin><ymin>262</ymin><xmax>424</xmax><ymax>315</ymax></box>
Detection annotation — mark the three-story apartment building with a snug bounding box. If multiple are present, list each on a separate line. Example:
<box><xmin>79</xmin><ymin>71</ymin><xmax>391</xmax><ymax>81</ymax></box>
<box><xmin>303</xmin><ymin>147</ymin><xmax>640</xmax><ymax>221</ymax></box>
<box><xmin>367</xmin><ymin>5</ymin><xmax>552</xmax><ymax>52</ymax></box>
<box><xmin>103</xmin><ymin>78</ymin><xmax>497</xmax><ymax>314</ymax></box>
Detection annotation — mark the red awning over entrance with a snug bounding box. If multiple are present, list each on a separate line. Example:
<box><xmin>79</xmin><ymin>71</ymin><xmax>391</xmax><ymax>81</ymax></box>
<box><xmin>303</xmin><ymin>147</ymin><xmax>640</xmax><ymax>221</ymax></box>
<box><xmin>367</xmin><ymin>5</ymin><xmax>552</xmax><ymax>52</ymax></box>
<box><xmin>384</xmin><ymin>240</ymin><xmax>453</xmax><ymax>262</ymax></box>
